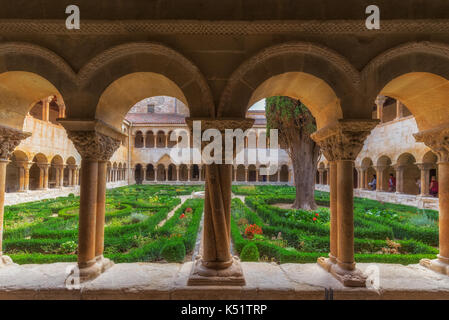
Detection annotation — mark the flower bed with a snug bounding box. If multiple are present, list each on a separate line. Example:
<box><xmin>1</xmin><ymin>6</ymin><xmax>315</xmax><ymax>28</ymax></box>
<box><xmin>3</xmin><ymin>184</ymin><xmax>204</xmax><ymax>264</ymax></box>
<box><xmin>231</xmin><ymin>185</ymin><xmax>439</xmax><ymax>264</ymax></box>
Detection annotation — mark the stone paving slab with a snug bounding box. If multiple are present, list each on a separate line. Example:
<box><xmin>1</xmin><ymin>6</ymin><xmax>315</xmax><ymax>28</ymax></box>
<box><xmin>1</xmin><ymin>262</ymin><xmax>449</xmax><ymax>299</ymax></box>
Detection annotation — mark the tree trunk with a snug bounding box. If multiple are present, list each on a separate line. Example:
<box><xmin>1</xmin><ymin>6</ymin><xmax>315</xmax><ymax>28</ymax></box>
<box><xmin>290</xmin><ymin>131</ymin><xmax>319</xmax><ymax>210</ymax></box>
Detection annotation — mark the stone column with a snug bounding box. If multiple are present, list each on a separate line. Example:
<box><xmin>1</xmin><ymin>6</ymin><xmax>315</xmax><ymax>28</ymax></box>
<box><xmin>60</xmin><ymin>166</ymin><xmax>65</xmax><ymax>187</ymax></box>
<box><xmin>61</xmin><ymin>122</ymin><xmax>121</xmax><ymax>282</ymax></box>
<box><xmin>318</xmin><ymin>168</ymin><xmax>324</xmax><ymax>185</ymax></box>
<box><xmin>43</xmin><ymin>165</ymin><xmax>49</xmax><ymax>189</ymax></box>
<box><xmin>154</xmin><ymin>135</ymin><xmax>157</xmax><ymax>148</ymax></box>
<box><xmin>42</xmin><ymin>97</ymin><xmax>50</xmax><ymax>122</ymax></box>
<box><xmin>68</xmin><ymin>167</ymin><xmax>73</xmax><ymax>187</ymax></box>
<box><xmin>374</xmin><ymin>166</ymin><xmax>387</xmax><ymax>191</ymax></box>
<box><xmin>188</xmin><ymin>165</ymin><xmax>192</xmax><ymax>181</ymax></box>
<box><xmin>312</xmin><ymin>119</ymin><xmax>378</xmax><ymax>287</ymax></box>
<box><xmin>245</xmin><ymin>167</ymin><xmax>249</xmax><ymax>182</ymax></box>
<box><xmin>23</xmin><ymin>162</ymin><xmax>30</xmax><ymax>191</ymax></box>
<box><xmin>417</xmin><ymin>163</ymin><xmax>433</xmax><ymax>196</ymax></box>
<box><xmin>176</xmin><ymin>166</ymin><xmax>179</xmax><ymax>181</ymax></box>
<box><xmin>375</xmin><ymin>95</ymin><xmax>387</xmax><ymax>123</ymax></box>
<box><xmin>17</xmin><ymin>165</ymin><xmax>25</xmax><ymax>192</ymax></box>
<box><xmin>143</xmin><ymin>167</ymin><xmax>147</xmax><ymax>182</ymax></box>
<box><xmin>396</xmin><ymin>100</ymin><xmax>405</xmax><ymax>119</ymax></box>
<box><xmin>394</xmin><ymin>165</ymin><xmax>405</xmax><ymax>194</ymax></box>
<box><xmin>165</xmin><ymin>166</ymin><xmax>168</xmax><ymax>181</ymax></box>
<box><xmin>185</xmin><ymin>118</ymin><xmax>253</xmax><ymax>286</ymax></box>
<box><xmin>415</xmin><ymin>126</ymin><xmax>449</xmax><ymax>275</ymax></box>
<box><xmin>0</xmin><ymin>126</ymin><xmax>31</xmax><ymax>267</ymax></box>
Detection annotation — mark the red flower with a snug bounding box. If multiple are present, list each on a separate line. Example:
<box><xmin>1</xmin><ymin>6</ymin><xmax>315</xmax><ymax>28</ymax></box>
<box><xmin>315</xmin><ymin>213</ymin><xmax>319</xmax><ymax>217</ymax></box>
<box><xmin>180</xmin><ymin>213</ymin><xmax>185</xmax><ymax>219</ymax></box>
<box><xmin>313</xmin><ymin>217</ymin><xmax>317</xmax><ymax>221</ymax></box>
<box><xmin>244</xmin><ymin>224</ymin><xmax>263</xmax><ymax>239</ymax></box>
<box><xmin>185</xmin><ymin>207</ymin><xmax>192</xmax><ymax>213</ymax></box>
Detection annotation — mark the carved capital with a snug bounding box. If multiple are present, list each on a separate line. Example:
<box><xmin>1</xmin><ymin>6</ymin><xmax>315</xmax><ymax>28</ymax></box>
<box><xmin>67</xmin><ymin>131</ymin><xmax>120</xmax><ymax>161</ymax></box>
<box><xmin>311</xmin><ymin>120</ymin><xmax>379</xmax><ymax>161</ymax></box>
<box><xmin>375</xmin><ymin>95</ymin><xmax>387</xmax><ymax>106</ymax></box>
<box><xmin>0</xmin><ymin>125</ymin><xmax>31</xmax><ymax>160</ymax></box>
<box><xmin>414</xmin><ymin>125</ymin><xmax>449</xmax><ymax>163</ymax></box>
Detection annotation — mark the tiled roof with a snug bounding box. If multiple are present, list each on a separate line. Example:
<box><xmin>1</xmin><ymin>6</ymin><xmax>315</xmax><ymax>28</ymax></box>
<box><xmin>125</xmin><ymin>113</ymin><xmax>187</xmax><ymax>124</ymax></box>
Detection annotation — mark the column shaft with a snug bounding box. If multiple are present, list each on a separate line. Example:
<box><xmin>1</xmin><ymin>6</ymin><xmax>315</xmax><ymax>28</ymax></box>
<box><xmin>95</xmin><ymin>161</ymin><xmax>107</xmax><ymax>258</ymax></box>
<box><xmin>78</xmin><ymin>159</ymin><xmax>98</xmax><ymax>268</ymax></box>
<box><xmin>439</xmin><ymin>162</ymin><xmax>449</xmax><ymax>261</ymax></box>
<box><xmin>336</xmin><ymin>160</ymin><xmax>355</xmax><ymax>271</ymax></box>
<box><xmin>329</xmin><ymin>161</ymin><xmax>338</xmax><ymax>263</ymax></box>
<box><xmin>0</xmin><ymin>161</ymin><xmax>7</xmax><ymax>256</ymax></box>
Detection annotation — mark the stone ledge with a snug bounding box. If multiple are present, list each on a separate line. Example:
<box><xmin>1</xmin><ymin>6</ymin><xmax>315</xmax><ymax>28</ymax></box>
<box><xmin>1</xmin><ymin>262</ymin><xmax>449</xmax><ymax>300</ymax></box>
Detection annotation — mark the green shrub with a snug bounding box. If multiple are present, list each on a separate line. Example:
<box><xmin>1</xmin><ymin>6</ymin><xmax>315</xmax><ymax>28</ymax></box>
<box><xmin>161</xmin><ymin>240</ymin><xmax>186</xmax><ymax>263</ymax></box>
<box><xmin>240</xmin><ymin>242</ymin><xmax>260</xmax><ymax>262</ymax></box>
<box><xmin>60</xmin><ymin>240</ymin><xmax>77</xmax><ymax>254</ymax></box>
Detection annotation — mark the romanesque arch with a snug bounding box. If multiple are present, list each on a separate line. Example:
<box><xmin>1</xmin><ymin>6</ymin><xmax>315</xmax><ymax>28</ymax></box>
<box><xmin>362</xmin><ymin>42</ymin><xmax>449</xmax><ymax>132</ymax></box>
<box><xmin>0</xmin><ymin>43</ymin><xmax>75</xmax><ymax>130</ymax></box>
<box><xmin>75</xmin><ymin>43</ymin><xmax>214</xmax><ymax>132</ymax></box>
<box><xmin>218</xmin><ymin>42</ymin><xmax>362</xmax><ymax>129</ymax></box>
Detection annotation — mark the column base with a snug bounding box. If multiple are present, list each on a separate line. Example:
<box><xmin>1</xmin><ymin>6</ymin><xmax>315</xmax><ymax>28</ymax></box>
<box><xmin>69</xmin><ymin>259</ymin><xmax>103</xmax><ymax>283</ymax></box>
<box><xmin>96</xmin><ymin>255</ymin><xmax>114</xmax><ymax>273</ymax></box>
<box><xmin>0</xmin><ymin>255</ymin><xmax>17</xmax><ymax>268</ymax></box>
<box><xmin>318</xmin><ymin>257</ymin><xmax>367</xmax><ymax>287</ymax></box>
<box><xmin>187</xmin><ymin>255</ymin><xmax>246</xmax><ymax>286</ymax></box>
<box><xmin>330</xmin><ymin>264</ymin><xmax>367</xmax><ymax>287</ymax></box>
<box><xmin>420</xmin><ymin>257</ymin><xmax>449</xmax><ymax>276</ymax></box>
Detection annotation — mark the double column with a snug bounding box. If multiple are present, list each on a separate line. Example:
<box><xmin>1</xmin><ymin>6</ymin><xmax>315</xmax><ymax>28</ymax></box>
<box><xmin>415</xmin><ymin>126</ymin><xmax>449</xmax><ymax>275</ymax></box>
<box><xmin>417</xmin><ymin>163</ymin><xmax>434</xmax><ymax>196</ymax></box>
<box><xmin>186</xmin><ymin>118</ymin><xmax>253</xmax><ymax>286</ymax></box>
<box><xmin>312</xmin><ymin>119</ymin><xmax>378</xmax><ymax>287</ymax></box>
<box><xmin>0</xmin><ymin>125</ymin><xmax>31</xmax><ymax>267</ymax></box>
<box><xmin>61</xmin><ymin>120</ymin><xmax>121</xmax><ymax>281</ymax></box>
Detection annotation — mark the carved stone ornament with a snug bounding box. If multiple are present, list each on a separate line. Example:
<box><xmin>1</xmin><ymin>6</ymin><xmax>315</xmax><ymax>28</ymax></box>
<box><xmin>0</xmin><ymin>125</ymin><xmax>31</xmax><ymax>160</ymax></box>
<box><xmin>414</xmin><ymin>124</ymin><xmax>449</xmax><ymax>163</ymax></box>
<box><xmin>67</xmin><ymin>131</ymin><xmax>120</xmax><ymax>161</ymax></box>
<box><xmin>311</xmin><ymin>119</ymin><xmax>379</xmax><ymax>161</ymax></box>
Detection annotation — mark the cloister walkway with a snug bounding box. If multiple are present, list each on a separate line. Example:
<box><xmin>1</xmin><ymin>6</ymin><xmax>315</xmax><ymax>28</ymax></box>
<box><xmin>0</xmin><ymin>261</ymin><xmax>448</xmax><ymax>299</ymax></box>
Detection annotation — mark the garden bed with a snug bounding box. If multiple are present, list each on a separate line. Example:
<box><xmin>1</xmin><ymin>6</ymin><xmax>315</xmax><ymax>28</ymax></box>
<box><xmin>3</xmin><ymin>184</ymin><xmax>204</xmax><ymax>264</ymax></box>
<box><xmin>231</xmin><ymin>185</ymin><xmax>439</xmax><ymax>264</ymax></box>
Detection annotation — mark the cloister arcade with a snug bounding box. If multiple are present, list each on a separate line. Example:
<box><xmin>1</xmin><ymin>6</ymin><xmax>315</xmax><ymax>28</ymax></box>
<box><xmin>0</xmin><ymin>1</ymin><xmax>449</xmax><ymax>292</ymax></box>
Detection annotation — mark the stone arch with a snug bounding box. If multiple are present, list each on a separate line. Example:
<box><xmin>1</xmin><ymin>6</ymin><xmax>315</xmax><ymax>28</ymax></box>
<box><xmin>236</xmin><ymin>165</ymin><xmax>246</xmax><ymax>182</ymax></box>
<box><xmin>156</xmin><ymin>164</ymin><xmax>166</xmax><ymax>181</ymax></box>
<box><xmin>146</xmin><ymin>164</ymin><xmax>155</xmax><ymax>181</ymax></box>
<box><xmin>64</xmin><ymin>156</ymin><xmax>77</xmax><ymax>186</ymax></box>
<box><xmin>5</xmin><ymin>150</ymin><xmax>29</xmax><ymax>193</ymax></box>
<box><xmin>145</xmin><ymin>130</ymin><xmax>155</xmax><ymax>148</ymax></box>
<box><xmin>76</xmin><ymin>42</ymin><xmax>214</xmax><ymax>131</ymax></box>
<box><xmin>134</xmin><ymin>131</ymin><xmax>144</xmax><ymax>148</ymax></box>
<box><xmin>156</xmin><ymin>130</ymin><xmax>166</xmax><ymax>148</ymax></box>
<box><xmin>376</xmin><ymin>155</ymin><xmax>395</xmax><ymax>191</ymax></box>
<box><xmin>258</xmin><ymin>165</ymin><xmax>267</xmax><ymax>182</ymax></box>
<box><xmin>362</xmin><ymin>157</ymin><xmax>376</xmax><ymax>190</ymax></box>
<box><xmin>49</xmin><ymin>155</ymin><xmax>63</xmax><ymax>188</ymax></box>
<box><xmin>191</xmin><ymin>164</ymin><xmax>200</xmax><ymax>181</ymax></box>
<box><xmin>396</xmin><ymin>153</ymin><xmax>420</xmax><ymax>195</ymax></box>
<box><xmin>179</xmin><ymin>164</ymin><xmax>189</xmax><ymax>181</ymax></box>
<box><xmin>362</xmin><ymin>42</ymin><xmax>449</xmax><ymax>131</ymax></box>
<box><xmin>168</xmin><ymin>164</ymin><xmax>177</xmax><ymax>181</ymax></box>
<box><xmin>280</xmin><ymin>165</ymin><xmax>289</xmax><ymax>182</ymax></box>
<box><xmin>218</xmin><ymin>42</ymin><xmax>362</xmax><ymax>129</ymax></box>
<box><xmin>135</xmin><ymin>164</ymin><xmax>143</xmax><ymax>184</ymax></box>
<box><xmin>0</xmin><ymin>43</ymin><xmax>75</xmax><ymax>130</ymax></box>
<box><xmin>248</xmin><ymin>164</ymin><xmax>257</xmax><ymax>182</ymax></box>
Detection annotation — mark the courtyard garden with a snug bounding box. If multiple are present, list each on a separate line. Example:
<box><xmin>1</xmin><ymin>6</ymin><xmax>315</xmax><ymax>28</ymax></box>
<box><xmin>3</xmin><ymin>184</ymin><xmax>204</xmax><ymax>264</ymax></box>
<box><xmin>231</xmin><ymin>185</ymin><xmax>439</xmax><ymax>264</ymax></box>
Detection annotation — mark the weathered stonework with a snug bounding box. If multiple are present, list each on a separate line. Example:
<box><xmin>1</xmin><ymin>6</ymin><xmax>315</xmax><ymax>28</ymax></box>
<box><xmin>67</xmin><ymin>131</ymin><xmax>121</xmax><ymax>162</ymax></box>
<box><xmin>0</xmin><ymin>125</ymin><xmax>31</xmax><ymax>160</ymax></box>
<box><xmin>414</xmin><ymin>124</ymin><xmax>449</xmax><ymax>163</ymax></box>
<box><xmin>311</xmin><ymin>120</ymin><xmax>379</xmax><ymax>161</ymax></box>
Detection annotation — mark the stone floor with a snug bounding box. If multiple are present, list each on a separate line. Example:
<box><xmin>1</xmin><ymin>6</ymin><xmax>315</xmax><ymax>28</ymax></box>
<box><xmin>1</xmin><ymin>262</ymin><xmax>449</xmax><ymax>300</ymax></box>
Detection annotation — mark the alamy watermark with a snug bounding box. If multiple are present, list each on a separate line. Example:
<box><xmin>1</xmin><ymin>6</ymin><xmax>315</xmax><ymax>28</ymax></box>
<box><xmin>168</xmin><ymin>121</ymin><xmax>279</xmax><ymax>175</ymax></box>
